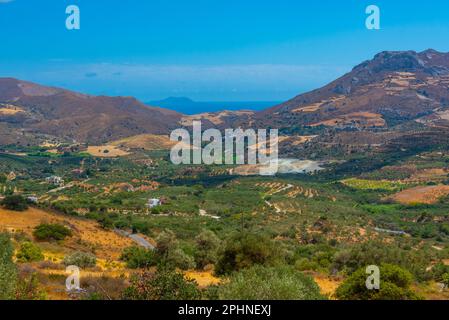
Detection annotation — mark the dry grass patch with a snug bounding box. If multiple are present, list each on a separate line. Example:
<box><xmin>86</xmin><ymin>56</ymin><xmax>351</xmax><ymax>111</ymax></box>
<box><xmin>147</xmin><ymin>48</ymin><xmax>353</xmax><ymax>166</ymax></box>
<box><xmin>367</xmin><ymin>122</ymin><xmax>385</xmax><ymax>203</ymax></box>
<box><xmin>0</xmin><ymin>207</ymin><xmax>134</xmax><ymax>260</ymax></box>
<box><xmin>184</xmin><ymin>270</ymin><xmax>221</xmax><ymax>288</ymax></box>
<box><xmin>180</xmin><ymin>110</ymin><xmax>254</xmax><ymax>126</ymax></box>
<box><xmin>0</xmin><ymin>104</ymin><xmax>25</xmax><ymax>115</ymax></box>
<box><xmin>311</xmin><ymin>112</ymin><xmax>385</xmax><ymax>128</ymax></box>
<box><xmin>112</xmin><ymin>134</ymin><xmax>176</xmax><ymax>151</ymax></box>
<box><xmin>389</xmin><ymin>185</ymin><xmax>449</xmax><ymax>205</ymax></box>
<box><xmin>312</xmin><ymin>274</ymin><xmax>341</xmax><ymax>298</ymax></box>
<box><xmin>87</xmin><ymin>145</ymin><xmax>130</xmax><ymax>158</ymax></box>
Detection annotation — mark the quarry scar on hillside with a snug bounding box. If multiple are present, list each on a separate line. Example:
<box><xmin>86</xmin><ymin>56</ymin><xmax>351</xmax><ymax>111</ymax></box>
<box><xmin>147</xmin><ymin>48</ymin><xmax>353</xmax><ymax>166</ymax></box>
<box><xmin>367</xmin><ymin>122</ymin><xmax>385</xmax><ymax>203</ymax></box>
<box><xmin>170</xmin><ymin>121</ymin><xmax>279</xmax><ymax>175</ymax></box>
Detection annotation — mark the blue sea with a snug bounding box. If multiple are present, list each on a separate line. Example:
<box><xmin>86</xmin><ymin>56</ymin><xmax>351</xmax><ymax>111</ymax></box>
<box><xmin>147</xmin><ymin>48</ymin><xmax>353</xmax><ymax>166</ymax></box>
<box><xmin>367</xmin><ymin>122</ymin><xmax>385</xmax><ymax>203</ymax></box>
<box><xmin>148</xmin><ymin>98</ymin><xmax>281</xmax><ymax>115</ymax></box>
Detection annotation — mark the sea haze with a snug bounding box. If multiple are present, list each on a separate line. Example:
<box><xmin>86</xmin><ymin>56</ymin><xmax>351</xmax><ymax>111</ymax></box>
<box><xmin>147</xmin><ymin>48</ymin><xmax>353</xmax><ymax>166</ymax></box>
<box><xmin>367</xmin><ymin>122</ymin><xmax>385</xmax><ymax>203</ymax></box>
<box><xmin>148</xmin><ymin>97</ymin><xmax>281</xmax><ymax>114</ymax></box>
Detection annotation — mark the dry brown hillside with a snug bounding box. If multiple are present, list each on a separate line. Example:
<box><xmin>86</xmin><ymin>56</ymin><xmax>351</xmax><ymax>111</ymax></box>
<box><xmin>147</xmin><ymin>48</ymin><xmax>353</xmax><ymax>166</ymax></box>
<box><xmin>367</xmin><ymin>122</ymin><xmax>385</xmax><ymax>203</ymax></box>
<box><xmin>0</xmin><ymin>207</ymin><xmax>134</xmax><ymax>260</ymax></box>
<box><xmin>0</xmin><ymin>78</ymin><xmax>182</xmax><ymax>144</ymax></box>
<box><xmin>256</xmin><ymin>50</ymin><xmax>449</xmax><ymax>130</ymax></box>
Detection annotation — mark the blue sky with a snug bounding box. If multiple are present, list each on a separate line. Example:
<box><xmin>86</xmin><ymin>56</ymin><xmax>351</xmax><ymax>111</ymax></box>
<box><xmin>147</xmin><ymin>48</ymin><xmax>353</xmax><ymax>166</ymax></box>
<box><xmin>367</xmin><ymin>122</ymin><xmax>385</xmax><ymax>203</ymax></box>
<box><xmin>1</xmin><ymin>0</ymin><xmax>449</xmax><ymax>101</ymax></box>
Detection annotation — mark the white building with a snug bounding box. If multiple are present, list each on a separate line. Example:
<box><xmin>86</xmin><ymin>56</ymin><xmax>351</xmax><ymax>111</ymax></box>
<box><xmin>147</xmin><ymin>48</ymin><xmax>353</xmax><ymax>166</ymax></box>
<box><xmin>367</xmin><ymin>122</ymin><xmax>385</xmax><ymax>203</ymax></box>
<box><xmin>147</xmin><ymin>198</ymin><xmax>161</xmax><ymax>209</ymax></box>
<box><xmin>46</xmin><ymin>176</ymin><xmax>65</xmax><ymax>186</ymax></box>
<box><xmin>27</xmin><ymin>196</ymin><xmax>38</xmax><ymax>204</ymax></box>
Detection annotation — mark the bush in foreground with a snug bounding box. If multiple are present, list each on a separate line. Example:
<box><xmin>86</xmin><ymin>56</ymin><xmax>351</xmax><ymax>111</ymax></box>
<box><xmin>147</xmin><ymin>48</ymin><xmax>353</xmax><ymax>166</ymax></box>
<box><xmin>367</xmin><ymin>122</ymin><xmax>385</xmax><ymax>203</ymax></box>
<box><xmin>215</xmin><ymin>232</ymin><xmax>279</xmax><ymax>275</ymax></box>
<box><xmin>0</xmin><ymin>233</ymin><xmax>18</xmax><ymax>299</ymax></box>
<box><xmin>215</xmin><ymin>265</ymin><xmax>324</xmax><ymax>300</ymax></box>
<box><xmin>123</xmin><ymin>267</ymin><xmax>201</xmax><ymax>300</ymax></box>
<box><xmin>120</xmin><ymin>246</ymin><xmax>155</xmax><ymax>269</ymax></box>
<box><xmin>16</xmin><ymin>242</ymin><xmax>44</xmax><ymax>263</ymax></box>
<box><xmin>1</xmin><ymin>195</ymin><xmax>28</xmax><ymax>211</ymax></box>
<box><xmin>335</xmin><ymin>263</ymin><xmax>421</xmax><ymax>300</ymax></box>
<box><xmin>0</xmin><ymin>234</ymin><xmax>48</xmax><ymax>300</ymax></box>
<box><xmin>194</xmin><ymin>229</ymin><xmax>221</xmax><ymax>270</ymax></box>
<box><xmin>33</xmin><ymin>223</ymin><xmax>72</xmax><ymax>241</ymax></box>
<box><xmin>332</xmin><ymin>241</ymin><xmax>431</xmax><ymax>281</ymax></box>
<box><xmin>63</xmin><ymin>251</ymin><xmax>97</xmax><ymax>268</ymax></box>
<box><xmin>156</xmin><ymin>230</ymin><xmax>196</xmax><ymax>270</ymax></box>
<box><xmin>15</xmin><ymin>270</ymin><xmax>47</xmax><ymax>300</ymax></box>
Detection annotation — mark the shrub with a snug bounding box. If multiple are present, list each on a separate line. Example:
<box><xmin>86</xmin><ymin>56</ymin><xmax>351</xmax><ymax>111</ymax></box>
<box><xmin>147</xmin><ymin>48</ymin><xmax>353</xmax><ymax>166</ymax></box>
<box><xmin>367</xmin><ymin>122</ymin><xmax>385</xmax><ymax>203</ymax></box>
<box><xmin>123</xmin><ymin>267</ymin><xmax>201</xmax><ymax>300</ymax></box>
<box><xmin>166</xmin><ymin>248</ymin><xmax>196</xmax><ymax>270</ymax></box>
<box><xmin>216</xmin><ymin>265</ymin><xmax>324</xmax><ymax>300</ymax></box>
<box><xmin>15</xmin><ymin>271</ymin><xmax>47</xmax><ymax>300</ymax></box>
<box><xmin>335</xmin><ymin>263</ymin><xmax>421</xmax><ymax>300</ymax></box>
<box><xmin>295</xmin><ymin>258</ymin><xmax>319</xmax><ymax>272</ymax></box>
<box><xmin>0</xmin><ymin>233</ymin><xmax>17</xmax><ymax>299</ymax></box>
<box><xmin>98</xmin><ymin>216</ymin><xmax>114</xmax><ymax>230</ymax></box>
<box><xmin>33</xmin><ymin>223</ymin><xmax>72</xmax><ymax>241</ymax></box>
<box><xmin>151</xmin><ymin>207</ymin><xmax>163</xmax><ymax>215</ymax></box>
<box><xmin>16</xmin><ymin>242</ymin><xmax>44</xmax><ymax>263</ymax></box>
<box><xmin>63</xmin><ymin>252</ymin><xmax>97</xmax><ymax>268</ymax></box>
<box><xmin>430</xmin><ymin>262</ymin><xmax>449</xmax><ymax>282</ymax></box>
<box><xmin>1</xmin><ymin>195</ymin><xmax>28</xmax><ymax>211</ymax></box>
<box><xmin>215</xmin><ymin>232</ymin><xmax>280</xmax><ymax>275</ymax></box>
<box><xmin>120</xmin><ymin>246</ymin><xmax>155</xmax><ymax>269</ymax></box>
<box><xmin>155</xmin><ymin>230</ymin><xmax>178</xmax><ymax>258</ymax></box>
<box><xmin>194</xmin><ymin>230</ymin><xmax>221</xmax><ymax>269</ymax></box>
<box><xmin>442</xmin><ymin>273</ymin><xmax>449</xmax><ymax>289</ymax></box>
<box><xmin>332</xmin><ymin>241</ymin><xmax>431</xmax><ymax>281</ymax></box>
<box><xmin>80</xmin><ymin>276</ymin><xmax>127</xmax><ymax>300</ymax></box>
<box><xmin>155</xmin><ymin>230</ymin><xmax>195</xmax><ymax>270</ymax></box>
<box><xmin>293</xmin><ymin>244</ymin><xmax>336</xmax><ymax>271</ymax></box>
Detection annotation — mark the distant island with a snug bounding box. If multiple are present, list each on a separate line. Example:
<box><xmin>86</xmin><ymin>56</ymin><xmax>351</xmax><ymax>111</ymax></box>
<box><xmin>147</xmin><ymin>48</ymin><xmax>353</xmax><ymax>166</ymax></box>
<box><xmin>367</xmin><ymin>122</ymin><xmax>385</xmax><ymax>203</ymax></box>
<box><xmin>147</xmin><ymin>97</ymin><xmax>281</xmax><ymax>114</ymax></box>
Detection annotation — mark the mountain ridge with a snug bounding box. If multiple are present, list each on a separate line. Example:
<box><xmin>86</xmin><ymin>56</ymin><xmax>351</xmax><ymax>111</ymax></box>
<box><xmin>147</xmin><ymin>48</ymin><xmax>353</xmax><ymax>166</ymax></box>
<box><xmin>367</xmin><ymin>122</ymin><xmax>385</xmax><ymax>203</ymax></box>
<box><xmin>0</xmin><ymin>78</ymin><xmax>182</xmax><ymax>145</ymax></box>
<box><xmin>254</xmin><ymin>49</ymin><xmax>449</xmax><ymax>130</ymax></box>
<box><xmin>2</xmin><ymin>49</ymin><xmax>449</xmax><ymax>148</ymax></box>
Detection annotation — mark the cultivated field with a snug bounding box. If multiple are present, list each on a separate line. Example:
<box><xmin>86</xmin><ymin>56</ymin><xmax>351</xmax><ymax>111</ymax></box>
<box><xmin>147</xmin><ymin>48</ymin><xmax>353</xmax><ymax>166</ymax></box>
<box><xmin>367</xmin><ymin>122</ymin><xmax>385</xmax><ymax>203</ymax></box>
<box><xmin>390</xmin><ymin>185</ymin><xmax>449</xmax><ymax>205</ymax></box>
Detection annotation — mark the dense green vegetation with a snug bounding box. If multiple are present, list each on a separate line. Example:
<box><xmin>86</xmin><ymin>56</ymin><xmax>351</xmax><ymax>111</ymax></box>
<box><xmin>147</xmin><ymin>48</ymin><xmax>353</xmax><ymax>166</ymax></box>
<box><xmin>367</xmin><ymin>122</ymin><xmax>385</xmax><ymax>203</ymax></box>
<box><xmin>123</xmin><ymin>268</ymin><xmax>201</xmax><ymax>300</ymax></box>
<box><xmin>0</xmin><ymin>233</ymin><xmax>45</xmax><ymax>300</ymax></box>
<box><xmin>194</xmin><ymin>230</ymin><xmax>221</xmax><ymax>269</ymax></box>
<box><xmin>1</xmin><ymin>195</ymin><xmax>28</xmax><ymax>211</ymax></box>
<box><xmin>121</xmin><ymin>246</ymin><xmax>156</xmax><ymax>269</ymax></box>
<box><xmin>63</xmin><ymin>252</ymin><xmax>97</xmax><ymax>268</ymax></box>
<box><xmin>0</xmin><ymin>233</ymin><xmax>17</xmax><ymax>299</ymax></box>
<box><xmin>33</xmin><ymin>224</ymin><xmax>72</xmax><ymax>241</ymax></box>
<box><xmin>215</xmin><ymin>232</ymin><xmax>280</xmax><ymax>275</ymax></box>
<box><xmin>16</xmin><ymin>241</ymin><xmax>44</xmax><ymax>263</ymax></box>
<box><xmin>214</xmin><ymin>265</ymin><xmax>324</xmax><ymax>300</ymax></box>
<box><xmin>335</xmin><ymin>264</ymin><xmax>420</xmax><ymax>300</ymax></box>
<box><xmin>2</xmin><ymin>145</ymin><xmax>449</xmax><ymax>300</ymax></box>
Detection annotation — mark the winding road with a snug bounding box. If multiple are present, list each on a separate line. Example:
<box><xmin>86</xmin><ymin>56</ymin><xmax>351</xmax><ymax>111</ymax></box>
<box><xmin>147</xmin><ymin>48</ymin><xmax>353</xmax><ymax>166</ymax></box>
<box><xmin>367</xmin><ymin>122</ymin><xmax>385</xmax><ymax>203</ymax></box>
<box><xmin>114</xmin><ymin>229</ymin><xmax>155</xmax><ymax>250</ymax></box>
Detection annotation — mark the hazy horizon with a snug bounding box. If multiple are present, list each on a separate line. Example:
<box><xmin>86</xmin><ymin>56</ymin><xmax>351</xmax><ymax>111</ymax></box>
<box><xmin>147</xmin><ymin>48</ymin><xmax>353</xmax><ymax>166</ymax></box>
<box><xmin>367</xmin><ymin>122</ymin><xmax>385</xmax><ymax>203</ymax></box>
<box><xmin>147</xmin><ymin>96</ymin><xmax>281</xmax><ymax>114</ymax></box>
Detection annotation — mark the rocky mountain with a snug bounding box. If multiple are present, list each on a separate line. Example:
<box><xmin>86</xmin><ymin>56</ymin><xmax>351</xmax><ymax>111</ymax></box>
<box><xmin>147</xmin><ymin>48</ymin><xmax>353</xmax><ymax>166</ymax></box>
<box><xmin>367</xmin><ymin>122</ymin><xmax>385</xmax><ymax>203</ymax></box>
<box><xmin>0</xmin><ymin>78</ymin><xmax>182</xmax><ymax>144</ymax></box>
<box><xmin>256</xmin><ymin>50</ymin><xmax>449</xmax><ymax>130</ymax></box>
<box><xmin>2</xmin><ymin>49</ymin><xmax>449</xmax><ymax>152</ymax></box>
